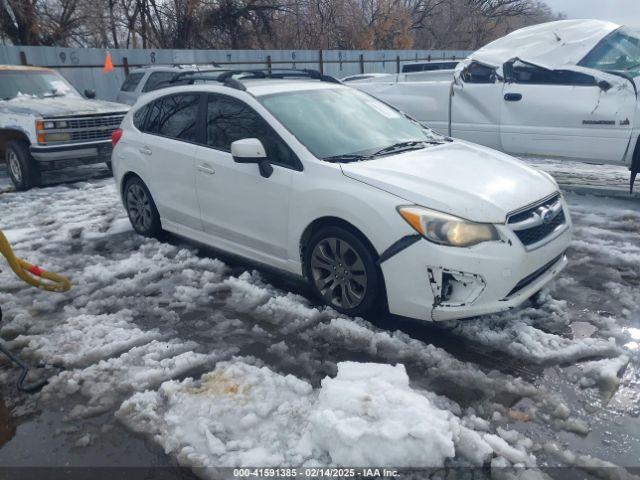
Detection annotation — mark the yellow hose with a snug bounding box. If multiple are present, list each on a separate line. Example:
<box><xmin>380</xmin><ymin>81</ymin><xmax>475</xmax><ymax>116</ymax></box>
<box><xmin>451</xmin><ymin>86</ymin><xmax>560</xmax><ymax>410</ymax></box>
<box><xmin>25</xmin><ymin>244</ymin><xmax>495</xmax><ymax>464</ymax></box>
<box><xmin>0</xmin><ymin>230</ymin><xmax>70</xmax><ymax>293</ymax></box>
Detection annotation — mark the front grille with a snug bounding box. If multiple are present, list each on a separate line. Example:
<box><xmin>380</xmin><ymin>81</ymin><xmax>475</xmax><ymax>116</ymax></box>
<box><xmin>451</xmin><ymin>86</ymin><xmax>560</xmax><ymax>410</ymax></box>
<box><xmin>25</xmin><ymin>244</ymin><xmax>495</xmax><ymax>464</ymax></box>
<box><xmin>42</xmin><ymin>113</ymin><xmax>126</xmax><ymax>145</ymax></box>
<box><xmin>506</xmin><ymin>254</ymin><xmax>564</xmax><ymax>297</ymax></box>
<box><xmin>65</xmin><ymin>115</ymin><xmax>124</xmax><ymax>129</ymax></box>
<box><xmin>507</xmin><ymin>193</ymin><xmax>566</xmax><ymax>249</ymax></box>
<box><xmin>70</xmin><ymin>129</ymin><xmax>114</xmax><ymax>141</ymax></box>
<box><xmin>514</xmin><ymin>210</ymin><xmax>565</xmax><ymax>246</ymax></box>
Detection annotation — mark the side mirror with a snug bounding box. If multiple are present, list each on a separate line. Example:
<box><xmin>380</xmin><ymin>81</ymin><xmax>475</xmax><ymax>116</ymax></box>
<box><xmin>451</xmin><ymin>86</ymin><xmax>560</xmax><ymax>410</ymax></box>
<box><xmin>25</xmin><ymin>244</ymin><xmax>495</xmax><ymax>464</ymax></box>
<box><xmin>84</xmin><ymin>89</ymin><xmax>96</xmax><ymax>99</ymax></box>
<box><xmin>231</xmin><ymin>138</ymin><xmax>273</xmax><ymax>178</ymax></box>
<box><xmin>598</xmin><ymin>80</ymin><xmax>612</xmax><ymax>92</ymax></box>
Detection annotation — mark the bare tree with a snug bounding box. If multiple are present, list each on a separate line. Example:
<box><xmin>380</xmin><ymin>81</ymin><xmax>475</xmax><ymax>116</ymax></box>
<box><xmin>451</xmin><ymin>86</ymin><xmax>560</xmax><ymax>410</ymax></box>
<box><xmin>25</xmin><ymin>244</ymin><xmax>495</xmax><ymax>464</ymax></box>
<box><xmin>0</xmin><ymin>0</ymin><xmax>561</xmax><ymax>50</ymax></box>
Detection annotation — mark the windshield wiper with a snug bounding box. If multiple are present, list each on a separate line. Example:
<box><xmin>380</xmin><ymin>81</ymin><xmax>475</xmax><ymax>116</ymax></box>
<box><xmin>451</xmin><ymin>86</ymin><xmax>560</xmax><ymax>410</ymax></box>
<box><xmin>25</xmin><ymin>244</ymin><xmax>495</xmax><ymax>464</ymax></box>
<box><xmin>323</xmin><ymin>153</ymin><xmax>372</xmax><ymax>163</ymax></box>
<box><xmin>371</xmin><ymin>140</ymin><xmax>434</xmax><ymax>158</ymax></box>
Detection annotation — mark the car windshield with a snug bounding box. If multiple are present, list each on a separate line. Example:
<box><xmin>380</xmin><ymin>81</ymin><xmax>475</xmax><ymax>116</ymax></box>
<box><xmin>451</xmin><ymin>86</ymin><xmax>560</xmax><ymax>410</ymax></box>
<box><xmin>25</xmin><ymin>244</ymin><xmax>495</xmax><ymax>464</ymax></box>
<box><xmin>581</xmin><ymin>27</ymin><xmax>640</xmax><ymax>77</ymax></box>
<box><xmin>0</xmin><ymin>70</ymin><xmax>80</xmax><ymax>100</ymax></box>
<box><xmin>258</xmin><ymin>87</ymin><xmax>443</xmax><ymax>162</ymax></box>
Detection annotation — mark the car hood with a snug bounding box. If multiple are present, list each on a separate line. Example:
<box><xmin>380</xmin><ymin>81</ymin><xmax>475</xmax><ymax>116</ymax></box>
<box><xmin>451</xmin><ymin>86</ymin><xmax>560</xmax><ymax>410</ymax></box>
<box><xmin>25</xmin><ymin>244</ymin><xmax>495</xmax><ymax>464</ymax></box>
<box><xmin>340</xmin><ymin>141</ymin><xmax>558</xmax><ymax>223</ymax></box>
<box><xmin>0</xmin><ymin>95</ymin><xmax>129</xmax><ymax>117</ymax></box>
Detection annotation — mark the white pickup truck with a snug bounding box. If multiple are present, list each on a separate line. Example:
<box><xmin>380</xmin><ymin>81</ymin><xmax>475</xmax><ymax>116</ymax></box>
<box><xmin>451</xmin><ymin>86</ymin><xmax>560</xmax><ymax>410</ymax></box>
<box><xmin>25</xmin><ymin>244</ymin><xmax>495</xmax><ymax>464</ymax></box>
<box><xmin>0</xmin><ymin>65</ymin><xmax>129</xmax><ymax>190</ymax></box>
<box><xmin>349</xmin><ymin>20</ymin><xmax>640</xmax><ymax>192</ymax></box>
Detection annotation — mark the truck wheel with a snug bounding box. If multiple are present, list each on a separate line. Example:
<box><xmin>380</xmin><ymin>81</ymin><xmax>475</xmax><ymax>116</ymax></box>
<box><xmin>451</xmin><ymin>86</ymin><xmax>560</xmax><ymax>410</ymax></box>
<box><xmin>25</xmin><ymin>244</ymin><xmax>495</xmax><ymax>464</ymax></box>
<box><xmin>6</xmin><ymin>140</ymin><xmax>41</xmax><ymax>191</ymax></box>
<box><xmin>105</xmin><ymin>161</ymin><xmax>113</xmax><ymax>174</ymax></box>
<box><xmin>123</xmin><ymin>176</ymin><xmax>163</xmax><ymax>238</ymax></box>
<box><xmin>304</xmin><ymin>226</ymin><xmax>382</xmax><ymax>316</ymax></box>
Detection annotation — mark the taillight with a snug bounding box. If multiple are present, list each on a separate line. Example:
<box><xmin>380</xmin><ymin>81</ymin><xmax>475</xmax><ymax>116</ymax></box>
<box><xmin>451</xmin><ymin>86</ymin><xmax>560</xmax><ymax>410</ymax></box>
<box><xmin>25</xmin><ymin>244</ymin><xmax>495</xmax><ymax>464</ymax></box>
<box><xmin>112</xmin><ymin>128</ymin><xmax>123</xmax><ymax>147</ymax></box>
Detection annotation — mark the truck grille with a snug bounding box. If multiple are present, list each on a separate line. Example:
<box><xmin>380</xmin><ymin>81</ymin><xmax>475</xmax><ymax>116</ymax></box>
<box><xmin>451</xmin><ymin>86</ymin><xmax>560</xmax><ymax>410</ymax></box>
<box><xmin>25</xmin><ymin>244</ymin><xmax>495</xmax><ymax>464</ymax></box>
<box><xmin>41</xmin><ymin>113</ymin><xmax>126</xmax><ymax>145</ymax></box>
<box><xmin>507</xmin><ymin>193</ymin><xmax>567</xmax><ymax>249</ymax></box>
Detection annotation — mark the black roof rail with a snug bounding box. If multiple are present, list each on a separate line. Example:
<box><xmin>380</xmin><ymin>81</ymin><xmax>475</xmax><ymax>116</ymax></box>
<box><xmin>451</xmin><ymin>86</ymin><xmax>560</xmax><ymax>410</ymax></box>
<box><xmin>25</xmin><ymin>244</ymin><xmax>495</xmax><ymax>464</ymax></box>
<box><xmin>217</xmin><ymin>69</ymin><xmax>342</xmax><ymax>84</ymax></box>
<box><xmin>159</xmin><ymin>68</ymin><xmax>341</xmax><ymax>93</ymax></box>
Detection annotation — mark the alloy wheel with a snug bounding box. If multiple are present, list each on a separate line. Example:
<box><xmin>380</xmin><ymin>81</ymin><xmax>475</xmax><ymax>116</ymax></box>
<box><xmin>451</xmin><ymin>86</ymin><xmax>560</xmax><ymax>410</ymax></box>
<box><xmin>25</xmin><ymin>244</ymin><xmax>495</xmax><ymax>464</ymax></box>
<box><xmin>7</xmin><ymin>150</ymin><xmax>22</xmax><ymax>183</ymax></box>
<box><xmin>310</xmin><ymin>237</ymin><xmax>368</xmax><ymax>309</ymax></box>
<box><xmin>126</xmin><ymin>184</ymin><xmax>153</xmax><ymax>232</ymax></box>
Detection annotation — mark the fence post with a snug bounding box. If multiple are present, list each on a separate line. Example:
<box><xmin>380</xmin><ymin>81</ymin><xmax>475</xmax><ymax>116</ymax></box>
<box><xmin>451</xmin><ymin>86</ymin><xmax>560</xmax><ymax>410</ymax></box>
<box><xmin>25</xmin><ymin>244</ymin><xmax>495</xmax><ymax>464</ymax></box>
<box><xmin>396</xmin><ymin>55</ymin><xmax>400</xmax><ymax>74</ymax></box>
<box><xmin>266</xmin><ymin>55</ymin><xmax>272</xmax><ymax>74</ymax></box>
<box><xmin>123</xmin><ymin>56</ymin><xmax>130</xmax><ymax>76</ymax></box>
<box><xmin>318</xmin><ymin>49</ymin><xmax>323</xmax><ymax>74</ymax></box>
<box><xmin>359</xmin><ymin>54</ymin><xmax>364</xmax><ymax>74</ymax></box>
<box><xmin>19</xmin><ymin>51</ymin><xmax>28</xmax><ymax>66</ymax></box>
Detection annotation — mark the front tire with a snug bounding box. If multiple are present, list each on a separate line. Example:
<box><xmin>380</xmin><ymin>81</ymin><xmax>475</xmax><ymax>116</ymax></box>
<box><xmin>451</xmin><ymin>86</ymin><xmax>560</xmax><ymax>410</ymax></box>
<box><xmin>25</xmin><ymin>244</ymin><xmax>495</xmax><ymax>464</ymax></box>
<box><xmin>123</xmin><ymin>177</ymin><xmax>162</xmax><ymax>238</ymax></box>
<box><xmin>304</xmin><ymin>226</ymin><xmax>382</xmax><ymax>316</ymax></box>
<box><xmin>6</xmin><ymin>140</ymin><xmax>41</xmax><ymax>191</ymax></box>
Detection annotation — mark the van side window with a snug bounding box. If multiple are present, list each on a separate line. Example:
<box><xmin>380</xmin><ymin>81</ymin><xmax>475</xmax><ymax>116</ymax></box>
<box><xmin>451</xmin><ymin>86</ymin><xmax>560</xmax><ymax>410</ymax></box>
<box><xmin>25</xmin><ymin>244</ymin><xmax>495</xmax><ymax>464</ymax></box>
<box><xmin>142</xmin><ymin>72</ymin><xmax>176</xmax><ymax>92</ymax></box>
<box><xmin>460</xmin><ymin>62</ymin><xmax>496</xmax><ymax>84</ymax></box>
<box><xmin>206</xmin><ymin>95</ymin><xmax>300</xmax><ymax>170</ymax></box>
<box><xmin>512</xmin><ymin>62</ymin><xmax>596</xmax><ymax>86</ymax></box>
<box><xmin>144</xmin><ymin>94</ymin><xmax>200</xmax><ymax>142</ymax></box>
<box><xmin>121</xmin><ymin>72</ymin><xmax>144</xmax><ymax>92</ymax></box>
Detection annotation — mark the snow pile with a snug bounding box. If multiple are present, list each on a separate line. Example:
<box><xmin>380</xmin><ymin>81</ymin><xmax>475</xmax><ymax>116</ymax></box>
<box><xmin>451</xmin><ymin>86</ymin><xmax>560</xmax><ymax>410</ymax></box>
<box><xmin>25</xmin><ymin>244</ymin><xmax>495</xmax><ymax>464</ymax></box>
<box><xmin>577</xmin><ymin>355</ymin><xmax>630</xmax><ymax>399</ymax></box>
<box><xmin>117</xmin><ymin>360</ymin><xmax>463</xmax><ymax>469</ymax></box>
<box><xmin>10</xmin><ymin>310</ymin><xmax>162</xmax><ymax>368</ymax></box>
<box><xmin>306</xmin><ymin>362</ymin><xmax>455</xmax><ymax>467</ymax></box>
<box><xmin>44</xmin><ymin>339</ymin><xmax>235</xmax><ymax>419</ymax></box>
<box><xmin>117</xmin><ymin>360</ymin><xmax>316</xmax><ymax>470</ymax></box>
<box><xmin>221</xmin><ymin>271</ymin><xmax>326</xmax><ymax>333</ymax></box>
<box><xmin>310</xmin><ymin>317</ymin><xmax>540</xmax><ymax>399</ymax></box>
<box><xmin>452</xmin><ymin>317</ymin><xmax>621</xmax><ymax>365</ymax></box>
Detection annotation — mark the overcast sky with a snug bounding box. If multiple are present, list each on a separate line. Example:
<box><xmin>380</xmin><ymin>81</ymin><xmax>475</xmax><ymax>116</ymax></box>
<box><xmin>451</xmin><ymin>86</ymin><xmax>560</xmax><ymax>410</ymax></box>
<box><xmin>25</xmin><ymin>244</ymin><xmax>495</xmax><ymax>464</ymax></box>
<box><xmin>544</xmin><ymin>0</ymin><xmax>640</xmax><ymax>27</ymax></box>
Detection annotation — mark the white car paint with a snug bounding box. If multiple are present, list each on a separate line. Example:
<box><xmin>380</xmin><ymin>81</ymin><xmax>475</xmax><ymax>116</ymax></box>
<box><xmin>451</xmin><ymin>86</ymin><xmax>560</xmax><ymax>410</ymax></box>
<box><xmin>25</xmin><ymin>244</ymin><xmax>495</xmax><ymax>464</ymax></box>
<box><xmin>349</xmin><ymin>20</ymin><xmax>640</xmax><ymax>189</ymax></box>
<box><xmin>112</xmin><ymin>80</ymin><xmax>572</xmax><ymax>322</ymax></box>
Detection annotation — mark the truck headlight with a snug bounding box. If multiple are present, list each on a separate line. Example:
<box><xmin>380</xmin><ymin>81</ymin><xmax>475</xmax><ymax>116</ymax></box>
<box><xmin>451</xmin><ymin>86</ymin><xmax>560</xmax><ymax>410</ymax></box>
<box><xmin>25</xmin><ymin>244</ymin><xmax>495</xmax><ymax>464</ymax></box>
<box><xmin>398</xmin><ymin>206</ymin><xmax>499</xmax><ymax>247</ymax></box>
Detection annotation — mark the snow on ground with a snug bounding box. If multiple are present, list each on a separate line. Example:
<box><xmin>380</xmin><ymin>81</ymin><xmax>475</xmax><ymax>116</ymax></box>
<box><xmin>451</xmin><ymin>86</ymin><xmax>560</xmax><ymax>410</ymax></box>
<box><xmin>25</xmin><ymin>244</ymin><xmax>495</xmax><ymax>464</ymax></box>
<box><xmin>0</xmin><ymin>158</ymin><xmax>639</xmax><ymax>474</ymax></box>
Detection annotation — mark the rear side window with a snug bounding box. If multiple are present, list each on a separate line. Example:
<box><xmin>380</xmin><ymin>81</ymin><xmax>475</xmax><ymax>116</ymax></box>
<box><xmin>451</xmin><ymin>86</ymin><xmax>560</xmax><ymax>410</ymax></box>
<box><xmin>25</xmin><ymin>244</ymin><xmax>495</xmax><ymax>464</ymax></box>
<box><xmin>206</xmin><ymin>95</ymin><xmax>299</xmax><ymax>169</ymax></box>
<box><xmin>142</xmin><ymin>72</ymin><xmax>176</xmax><ymax>92</ymax></box>
<box><xmin>144</xmin><ymin>94</ymin><xmax>200</xmax><ymax>142</ymax></box>
<box><xmin>460</xmin><ymin>62</ymin><xmax>496</xmax><ymax>84</ymax></box>
<box><xmin>133</xmin><ymin>104</ymin><xmax>150</xmax><ymax>130</ymax></box>
<box><xmin>120</xmin><ymin>72</ymin><xmax>144</xmax><ymax>92</ymax></box>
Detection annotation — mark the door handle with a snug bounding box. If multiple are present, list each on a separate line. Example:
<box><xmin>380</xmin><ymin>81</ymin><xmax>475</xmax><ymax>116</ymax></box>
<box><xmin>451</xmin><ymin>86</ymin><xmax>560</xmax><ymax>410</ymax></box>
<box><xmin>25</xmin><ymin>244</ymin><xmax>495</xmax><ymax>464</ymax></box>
<box><xmin>139</xmin><ymin>146</ymin><xmax>152</xmax><ymax>155</ymax></box>
<box><xmin>197</xmin><ymin>164</ymin><xmax>215</xmax><ymax>175</ymax></box>
<box><xmin>504</xmin><ymin>93</ymin><xmax>523</xmax><ymax>102</ymax></box>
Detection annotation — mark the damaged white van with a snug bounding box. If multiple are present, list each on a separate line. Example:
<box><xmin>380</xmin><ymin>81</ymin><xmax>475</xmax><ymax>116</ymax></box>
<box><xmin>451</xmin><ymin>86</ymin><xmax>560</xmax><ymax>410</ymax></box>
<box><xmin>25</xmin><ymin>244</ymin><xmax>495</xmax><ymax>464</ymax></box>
<box><xmin>350</xmin><ymin>20</ymin><xmax>640</xmax><ymax>192</ymax></box>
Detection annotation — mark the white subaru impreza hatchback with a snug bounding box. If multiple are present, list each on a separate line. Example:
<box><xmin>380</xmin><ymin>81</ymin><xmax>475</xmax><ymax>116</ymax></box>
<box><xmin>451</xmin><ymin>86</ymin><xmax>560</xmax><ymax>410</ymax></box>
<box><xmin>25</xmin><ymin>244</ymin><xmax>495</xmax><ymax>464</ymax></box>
<box><xmin>111</xmin><ymin>70</ymin><xmax>572</xmax><ymax>322</ymax></box>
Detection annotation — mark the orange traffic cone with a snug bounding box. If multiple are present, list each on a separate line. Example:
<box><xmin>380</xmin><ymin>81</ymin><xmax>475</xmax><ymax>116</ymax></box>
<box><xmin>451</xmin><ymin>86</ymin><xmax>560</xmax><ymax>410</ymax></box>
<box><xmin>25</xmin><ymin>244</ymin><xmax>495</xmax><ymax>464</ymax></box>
<box><xmin>103</xmin><ymin>51</ymin><xmax>114</xmax><ymax>73</ymax></box>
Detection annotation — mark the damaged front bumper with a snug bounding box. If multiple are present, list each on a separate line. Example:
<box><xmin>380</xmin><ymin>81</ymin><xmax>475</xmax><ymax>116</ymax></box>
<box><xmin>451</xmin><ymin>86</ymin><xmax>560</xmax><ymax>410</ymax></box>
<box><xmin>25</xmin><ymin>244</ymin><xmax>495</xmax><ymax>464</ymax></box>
<box><xmin>379</xmin><ymin>205</ymin><xmax>573</xmax><ymax>322</ymax></box>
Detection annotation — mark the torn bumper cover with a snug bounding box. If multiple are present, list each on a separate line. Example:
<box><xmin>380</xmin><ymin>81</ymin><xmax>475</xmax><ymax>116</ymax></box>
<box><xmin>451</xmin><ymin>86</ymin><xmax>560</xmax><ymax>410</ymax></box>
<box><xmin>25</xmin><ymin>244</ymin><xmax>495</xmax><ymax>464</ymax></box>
<box><xmin>379</xmin><ymin>204</ymin><xmax>572</xmax><ymax>322</ymax></box>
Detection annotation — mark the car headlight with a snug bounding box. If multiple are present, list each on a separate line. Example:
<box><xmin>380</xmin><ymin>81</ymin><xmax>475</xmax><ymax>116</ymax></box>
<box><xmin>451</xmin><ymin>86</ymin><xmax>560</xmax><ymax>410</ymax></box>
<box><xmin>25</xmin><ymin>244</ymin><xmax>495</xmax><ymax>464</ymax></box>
<box><xmin>397</xmin><ymin>206</ymin><xmax>499</xmax><ymax>247</ymax></box>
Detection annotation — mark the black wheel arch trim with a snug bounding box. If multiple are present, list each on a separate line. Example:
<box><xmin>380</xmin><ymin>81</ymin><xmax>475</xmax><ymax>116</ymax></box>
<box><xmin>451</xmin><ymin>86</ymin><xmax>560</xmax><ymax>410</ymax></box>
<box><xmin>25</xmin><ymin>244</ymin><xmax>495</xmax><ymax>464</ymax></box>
<box><xmin>376</xmin><ymin>234</ymin><xmax>422</xmax><ymax>266</ymax></box>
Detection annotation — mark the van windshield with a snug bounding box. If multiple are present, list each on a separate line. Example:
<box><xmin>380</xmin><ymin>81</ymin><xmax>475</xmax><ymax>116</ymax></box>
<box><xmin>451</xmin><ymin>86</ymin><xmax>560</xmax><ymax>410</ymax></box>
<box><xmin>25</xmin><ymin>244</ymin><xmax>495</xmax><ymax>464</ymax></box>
<box><xmin>259</xmin><ymin>87</ymin><xmax>443</xmax><ymax>162</ymax></box>
<box><xmin>0</xmin><ymin>70</ymin><xmax>80</xmax><ymax>100</ymax></box>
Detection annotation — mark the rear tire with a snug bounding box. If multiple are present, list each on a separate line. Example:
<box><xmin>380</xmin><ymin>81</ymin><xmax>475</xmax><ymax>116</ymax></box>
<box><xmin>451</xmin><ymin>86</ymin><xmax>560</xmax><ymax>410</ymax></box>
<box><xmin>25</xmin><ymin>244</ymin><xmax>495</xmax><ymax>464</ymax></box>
<box><xmin>304</xmin><ymin>226</ymin><xmax>382</xmax><ymax>316</ymax></box>
<box><xmin>105</xmin><ymin>161</ymin><xmax>113</xmax><ymax>175</ymax></box>
<box><xmin>6</xmin><ymin>140</ymin><xmax>41</xmax><ymax>191</ymax></box>
<box><xmin>123</xmin><ymin>176</ymin><xmax>163</xmax><ymax>238</ymax></box>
